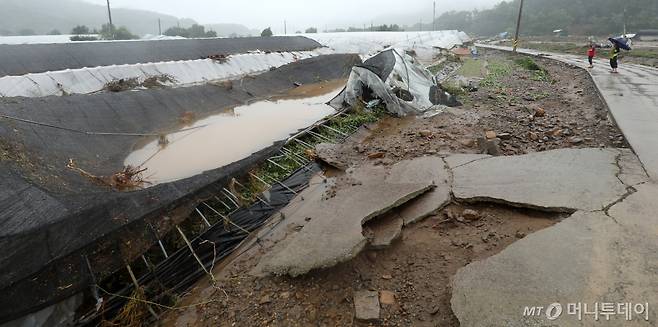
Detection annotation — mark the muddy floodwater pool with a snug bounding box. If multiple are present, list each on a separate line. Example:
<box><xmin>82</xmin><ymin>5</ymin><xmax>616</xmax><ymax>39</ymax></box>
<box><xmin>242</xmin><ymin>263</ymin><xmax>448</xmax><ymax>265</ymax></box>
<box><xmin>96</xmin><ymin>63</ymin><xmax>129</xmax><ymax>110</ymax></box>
<box><xmin>124</xmin><ymin>81</ymin><xmax>344</xmax><ymax>184</ymax></box>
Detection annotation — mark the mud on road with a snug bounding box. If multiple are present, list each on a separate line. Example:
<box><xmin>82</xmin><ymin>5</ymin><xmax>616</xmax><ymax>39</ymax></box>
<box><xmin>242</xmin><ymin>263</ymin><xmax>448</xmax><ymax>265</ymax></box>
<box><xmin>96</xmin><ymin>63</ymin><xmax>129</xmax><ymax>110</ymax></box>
<box><xmin>162</xmin><ymin>49</ymin><xmax>629</xmax><ymax>327</ymax></box>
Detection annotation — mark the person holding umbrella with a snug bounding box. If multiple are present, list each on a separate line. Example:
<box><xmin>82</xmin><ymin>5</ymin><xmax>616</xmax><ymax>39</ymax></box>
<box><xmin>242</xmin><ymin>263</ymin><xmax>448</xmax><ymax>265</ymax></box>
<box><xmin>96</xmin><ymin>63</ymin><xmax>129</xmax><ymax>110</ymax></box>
<box><xmin>608</xmin><ymin>37</ymin><xmax>631</xmax><ymax>73</ymax></box>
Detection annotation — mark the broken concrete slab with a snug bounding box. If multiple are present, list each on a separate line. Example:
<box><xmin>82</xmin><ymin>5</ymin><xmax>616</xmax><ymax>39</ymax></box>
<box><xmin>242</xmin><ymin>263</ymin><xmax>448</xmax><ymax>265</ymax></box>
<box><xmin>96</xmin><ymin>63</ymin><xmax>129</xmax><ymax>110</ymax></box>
<box><xmin>365</xmin><ymin>213</ymin><xmax>404</xmax><ymax>250</ymax></box>
<box><xmin>354</xmin><ymin>290</ymin><xmax>380</xmax><ymax>322</ymax></box>
<box><xmin>255</xmin><ymin>156</ymin><xmax>456</xmax><ymax>276</ymax></box>
<box><xmin>451</xmin><ymin>208</ymin><xmax>658</xmax><ymax>326</ymax></box>
<box><xmin>453</xmin><ymin>148</ymin><xmax>628</xmax><ymax>212</ymax></box>
<box><xmin>256</xmin><ymin>181</ymin><xmax>432</xmax><ymax>276</ymax></box>
<box><xmin>397</xmin><ymin>189</ymin><xmax>451</xmax><ymax>225</ymax></box>
<box><xmin>314</xmin><ymin>143</ymin><xmax>350</xmax><ymax>170</ymax></box>
<box><xmin>618</xmin><ymin>148</ymin><xmax>650</xmax><ymax>187</ymax></box>
<box><xmin>386</xmin><ymin>156</ymin><xmax>452</xmax><ymax>225</ymax></box>
<box><xmin>385</xmin><ymin>156</ymin><xmax>449</xmax><ymax>185</ymax></box>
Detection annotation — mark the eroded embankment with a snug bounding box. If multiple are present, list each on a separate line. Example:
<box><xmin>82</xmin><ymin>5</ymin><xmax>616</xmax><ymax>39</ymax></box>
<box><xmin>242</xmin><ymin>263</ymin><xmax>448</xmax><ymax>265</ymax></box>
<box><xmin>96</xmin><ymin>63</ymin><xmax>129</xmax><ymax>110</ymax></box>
<box><xmin>0</xmin><ymin>53</ymin><xmax>360</xmax><ymax>323</ymax></box>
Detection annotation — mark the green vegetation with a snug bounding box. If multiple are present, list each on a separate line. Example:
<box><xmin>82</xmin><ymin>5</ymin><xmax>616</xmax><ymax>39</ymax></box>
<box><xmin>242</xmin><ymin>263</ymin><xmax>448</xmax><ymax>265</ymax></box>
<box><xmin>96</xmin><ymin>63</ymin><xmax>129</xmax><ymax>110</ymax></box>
<box><xmin>441</xmin><ymin>83</ymin><xmax>467</xmax><ymax>96</ymax></box>
<box><xmin>261</xmin><ymin>27</ymin><xmax>273</xmax><ymax>37</ymax></box>
<box><xmin>99</xmin><ymin>24</ymin><xmax>138</xmax><ymax>40</ymax></box>
<box><xmin>480</xmin><ymin>60</ymin><xmax>512</xmax><ymax>88</ymax></box>
<box><xmin>514</xmin><ymin>57</ymin><xmax>551</xmax><ymax>82</ymax></box>
<box><xmin>457</xmin><ymin>59</ymin><xmax>486</xmax><ymax>78</ymax></box>
<box><xmin>434</xmin><ymin>0</ymin><xmax>658</xmax><ymax>36</ymax></box>
<box><xmin>71</xmin><ymin>25</ymin><xmax>90</xmax><ymax>35</ymax></box>
<box><xmin>305</xmin><ymin>27</ymin><xmax>318</xmax><ymax>34</ymax></box>
<box><xmin>427</xmin><ymin>64</ymin><xmax>445</xmax><ymax>75</ymax></box>
<box><xmin>164</xmin><ymin>24</ymin><xmax>217</xmax><ymax>38</ymax></box>
<box><xmin>224</xmin><ymin>103</ymin><xmax>387</xmax><ymax>205</ymax></box>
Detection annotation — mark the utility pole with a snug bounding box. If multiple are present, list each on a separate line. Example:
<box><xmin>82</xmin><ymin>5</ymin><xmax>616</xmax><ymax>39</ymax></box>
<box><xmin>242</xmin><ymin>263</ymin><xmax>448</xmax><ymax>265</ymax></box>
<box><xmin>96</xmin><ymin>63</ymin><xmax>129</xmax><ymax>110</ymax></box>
<box><xmin>433</xmin><ymin>1</ymin><xmax>436</xmax><ymax>31</ymax></box>
<box><xmin>284</xmin><ymin>20</ymin><xmax>287</xmax><ymax>35</ymax></box>
<box><xmin>106</xmin><ymin>0</ymin><xmax>114</xmax><ymax>39</ymax></box>
<box><xmin>512</xmin><ymin>0</ymin><xmax>525</xmax><ymax>52</ymax></box>
<box><xmin>158</xmin><ymin>18</ymin><xmax>162</xmax><ymax>35</ymax></box>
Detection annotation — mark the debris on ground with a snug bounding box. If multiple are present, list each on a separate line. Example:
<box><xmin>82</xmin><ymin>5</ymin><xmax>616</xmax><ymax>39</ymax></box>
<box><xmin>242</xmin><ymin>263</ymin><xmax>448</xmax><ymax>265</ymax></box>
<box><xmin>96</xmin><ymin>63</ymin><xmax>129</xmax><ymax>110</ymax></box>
<box><xmin>313</xmin><ymin>143</ymin><xmax>351</xmax><ymax>170</ymax></box>
<box><xmin>354</xmin><ymin>290</ymin><xmax>380</xmax><ymax>322</ymax></box>
<box><xmin>105</xmin><ymin>75</ymin><xmax>176</xmax><ymax>92</ymax></box>
<box><xmin>67</xmin><ymin>159</ymin><xmax>149</xmax><ymax>190</ymax></box>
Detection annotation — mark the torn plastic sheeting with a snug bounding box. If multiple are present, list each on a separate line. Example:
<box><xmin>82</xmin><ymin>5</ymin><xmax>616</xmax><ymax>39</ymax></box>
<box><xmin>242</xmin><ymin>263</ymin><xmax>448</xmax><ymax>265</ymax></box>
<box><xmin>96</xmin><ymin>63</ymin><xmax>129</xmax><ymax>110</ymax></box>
<box><xmin>331</xmin><ymin>49</ymin><xmax>454</xmax><ymax>116</ymax></box>
<box><xmin>0</xmin><ymin>50</ymin><xmax>331</xmax><ymax>98</ymax></box>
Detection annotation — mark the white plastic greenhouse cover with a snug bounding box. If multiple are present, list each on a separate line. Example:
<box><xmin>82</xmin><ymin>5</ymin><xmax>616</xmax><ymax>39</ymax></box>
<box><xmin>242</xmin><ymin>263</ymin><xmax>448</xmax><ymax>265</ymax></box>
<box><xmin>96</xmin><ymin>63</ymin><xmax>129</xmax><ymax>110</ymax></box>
<box><xmin>0</xmin><ymin>49</ymin><xmax>332</xmax><ymax>98</ymax></box>
<box><xmin>301</xmin><ymin>30</ymin><xmax>471</xmax><ymax>57</ymax></box>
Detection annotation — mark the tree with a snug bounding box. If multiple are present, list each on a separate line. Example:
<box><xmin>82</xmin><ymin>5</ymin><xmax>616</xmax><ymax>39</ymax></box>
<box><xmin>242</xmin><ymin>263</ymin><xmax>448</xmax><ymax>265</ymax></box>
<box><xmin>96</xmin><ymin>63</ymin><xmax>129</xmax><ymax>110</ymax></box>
<box><xmin>305</xmin><ymin>27</ymin><xmax>318</xmax><ymax>33</ymax></box>
<box><xmin>99</xmin><ymin>24</ymin><xmax>138</xmax><ymax>40</ymax></box>
<box><xmin>48</xmin><ymin>29</ymin><xmax>62</xmax><ymax>35</ymax></box>
<box><xmin>261</xmin><ymin>27</ymin><xmax>273</xmax><ymax>37</ymax></box>
<box><xmin>164</xmin><ymin>24</ymin><xmax>217</xmax><ymax>38</ymax></box>
<box><xmin>164</xmin><ymin>26</ymin><xmax>189</xmax><ymax>38</ymax></box>
<box><xmin>71</xmin><ymin>25</ymin><xmax>90</xmax><ymax>35</ymax></box>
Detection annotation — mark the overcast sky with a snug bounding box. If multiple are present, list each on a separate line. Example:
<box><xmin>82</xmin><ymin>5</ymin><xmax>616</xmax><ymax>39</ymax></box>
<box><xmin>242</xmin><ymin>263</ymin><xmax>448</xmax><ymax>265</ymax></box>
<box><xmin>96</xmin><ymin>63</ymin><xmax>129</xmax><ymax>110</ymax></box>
<box><xmin>84</xmin><ymin>0</ymin><xmax>503</xmax><ymax>32</ymax></box>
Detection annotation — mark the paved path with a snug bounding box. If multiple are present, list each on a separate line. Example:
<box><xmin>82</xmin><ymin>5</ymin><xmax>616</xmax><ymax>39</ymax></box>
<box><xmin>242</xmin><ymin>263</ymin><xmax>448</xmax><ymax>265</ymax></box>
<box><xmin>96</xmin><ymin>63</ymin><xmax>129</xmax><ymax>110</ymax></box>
<box><xmin>478</xmin><ymin>44</ymin><xmax>658</xmax><ymax>181</ymax></box>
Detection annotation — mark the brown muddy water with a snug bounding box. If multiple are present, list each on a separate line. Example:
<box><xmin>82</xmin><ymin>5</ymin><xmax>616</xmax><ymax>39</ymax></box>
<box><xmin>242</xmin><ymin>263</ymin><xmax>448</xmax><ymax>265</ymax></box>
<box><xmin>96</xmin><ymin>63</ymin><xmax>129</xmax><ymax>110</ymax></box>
<box><xmin>124</xmin><ymin>81</ymin><xmax>345</xmax><ymax>184</ymax></box>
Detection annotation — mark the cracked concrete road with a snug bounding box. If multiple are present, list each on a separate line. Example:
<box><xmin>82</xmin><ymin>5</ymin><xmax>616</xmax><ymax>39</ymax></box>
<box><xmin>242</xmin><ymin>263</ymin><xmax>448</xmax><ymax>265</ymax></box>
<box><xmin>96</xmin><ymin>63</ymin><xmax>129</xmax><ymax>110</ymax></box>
<box><xmin>479</xmin><ymin>44</ymin><xmax>658</xmax><ymax>181</ymax></box>
<box><xmin>256</xmin><ymin>157</ymin><xmax>450</xmax><ymax>277</ymax></box>
<box><xmin>450</xmin><ymin>46</ymin><xmax>658</xmax><ymax>327</ymax></box>
<box><xmin>452</xmin><ymin>148</ymin><xmax>630</xmax><ymax>212</ymax></box>
<box><xmin>451</xmin><ymin>183</ymin><xmax>658</xmax><ymax>326</ymax></box>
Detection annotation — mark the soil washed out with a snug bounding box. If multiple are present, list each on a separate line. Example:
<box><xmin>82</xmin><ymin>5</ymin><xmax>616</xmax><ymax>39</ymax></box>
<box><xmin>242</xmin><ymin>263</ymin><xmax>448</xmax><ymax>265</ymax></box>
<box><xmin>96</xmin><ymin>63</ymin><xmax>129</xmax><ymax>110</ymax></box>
<box><xmin>124</xmin><ymin>81</ymin><xmax>344</xmax><ymax>184</ymax></box>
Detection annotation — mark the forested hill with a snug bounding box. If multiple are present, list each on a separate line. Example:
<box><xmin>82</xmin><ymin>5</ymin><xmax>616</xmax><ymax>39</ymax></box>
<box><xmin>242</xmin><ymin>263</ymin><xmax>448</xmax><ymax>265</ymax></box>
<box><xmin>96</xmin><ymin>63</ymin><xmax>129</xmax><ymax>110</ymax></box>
<box><xmin>434</xmin><ymin>0</ymin><xmax>658</xmax><ymax>36</ymax></box>
<box><xmin>0</xmin><ymin>0</ymin><xmax>256</xmax><ymax>37</ymax></box>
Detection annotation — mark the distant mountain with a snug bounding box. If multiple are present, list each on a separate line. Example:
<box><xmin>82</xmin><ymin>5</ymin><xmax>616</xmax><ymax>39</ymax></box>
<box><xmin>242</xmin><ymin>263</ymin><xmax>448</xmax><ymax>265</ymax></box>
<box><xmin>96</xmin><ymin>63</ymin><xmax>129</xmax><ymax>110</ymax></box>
<box><xmin>0</xmin><ymin>0</ymin><xmax>254</xmax><ymax>37</ymax></box>
<box><xmin>433</xmin><ymin>0</ymin><xmax>658</xmax><ymax>36</ymax></box>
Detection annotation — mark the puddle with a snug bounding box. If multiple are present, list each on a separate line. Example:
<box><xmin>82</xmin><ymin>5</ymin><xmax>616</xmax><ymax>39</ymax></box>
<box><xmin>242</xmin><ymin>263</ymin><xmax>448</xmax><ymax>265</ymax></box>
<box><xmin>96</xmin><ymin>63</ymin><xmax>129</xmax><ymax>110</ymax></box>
<box><xmin>124</xmin><ymin>82</ymin><xmax>344</xmax><ymax>185</ymax></box>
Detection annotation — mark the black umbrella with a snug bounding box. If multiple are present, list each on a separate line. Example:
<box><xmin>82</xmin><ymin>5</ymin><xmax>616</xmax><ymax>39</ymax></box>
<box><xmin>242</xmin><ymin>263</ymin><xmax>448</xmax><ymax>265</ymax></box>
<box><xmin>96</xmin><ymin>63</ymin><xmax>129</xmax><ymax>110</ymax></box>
<box><xmin>608</xmin><ymin>37</ymin><xmax>632</xmax><ymax>51</ymax></box>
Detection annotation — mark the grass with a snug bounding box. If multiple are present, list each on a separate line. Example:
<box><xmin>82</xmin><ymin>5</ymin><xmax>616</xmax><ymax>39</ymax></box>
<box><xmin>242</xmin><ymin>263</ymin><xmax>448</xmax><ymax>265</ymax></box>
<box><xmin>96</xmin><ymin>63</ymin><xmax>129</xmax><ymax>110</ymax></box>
<box><xmin>514</xmin><ymin>57</ymin><xmax>552</xmax><ymax>82</ymax></box>
<box><xmin>441</xmin><ymin>83</ymin><xmax>466</xmax><ymax>96</ymax></box>
<box><xmin>457</xmin><ymin>58</ymin><xmax>486</xmax><ymax>78</ymax></box>
<box><xmin>427</xmin><ymin>62</ymin><xmax>448</xmax><ymax>75</ymax></box>
<box><xmin>631</xmin><ymin>49</ymin><xmax>658</xmax><ymax>59</ymax></box>
<box><xmin>480</xmin><ymin>60</ymin><xmax>512</xmax><ymax>88</ymax></box>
